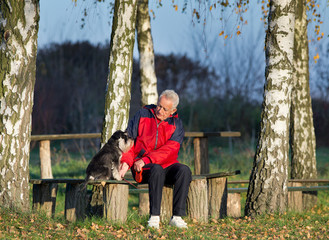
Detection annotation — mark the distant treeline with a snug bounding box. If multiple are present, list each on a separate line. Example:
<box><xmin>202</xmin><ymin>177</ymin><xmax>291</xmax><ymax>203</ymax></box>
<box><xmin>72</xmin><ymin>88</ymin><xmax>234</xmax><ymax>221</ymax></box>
<box><xmin>33</xmin><ymin>41</ymin><xmax>329</xmax><ymax>147</ymax></box>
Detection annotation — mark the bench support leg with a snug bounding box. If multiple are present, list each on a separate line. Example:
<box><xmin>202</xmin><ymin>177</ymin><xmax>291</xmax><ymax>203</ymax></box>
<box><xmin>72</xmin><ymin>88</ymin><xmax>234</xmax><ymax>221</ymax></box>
<box><xmin>208</xmin><ymin>177</ymin><xmax>227</xmax><ymax>219</ymax></box>
<box><xmin>32</xmin><ymin>183</ymin><xmax>58</xmax><ymax>218</ymax></box>
<box><xmin>139</xmin><ymin>192</ymin><xmax>149</xmax><ymax>216</ymax></box>
<box><xmin>288</xmin><ymin>182</ymin><xmax>303</xmax><ymax>212</ymax></box>
<box><xmin>227</xmin><ymin>193</ymin><xmax>241</xmax><ymax>218</ymax></box>
<box><xmin>187</xmin><ymin>178</ymin><xmax>208</xmax><ymax>222</ymax></box>
<box><xmin>65</xmin><ymin>183</ymin><xmax>87</xmax><ymax>222</ymax></box>
<box><xmin>103</xmin><ymin>184</ymin><xmax>128</xmax><ymax>222</ymax></box>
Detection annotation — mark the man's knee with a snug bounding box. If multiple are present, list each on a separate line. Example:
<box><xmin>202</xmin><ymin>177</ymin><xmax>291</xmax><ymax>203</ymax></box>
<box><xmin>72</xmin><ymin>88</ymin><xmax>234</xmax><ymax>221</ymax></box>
<box><xmin>149</xmin><ymin>164</ymin><xmax>165</xmax><ymax>178</ymax></box>
<box><xmin>177</xmin><ymin>164</ymin><xmax>192</xmax><ymax>182</ymax></box>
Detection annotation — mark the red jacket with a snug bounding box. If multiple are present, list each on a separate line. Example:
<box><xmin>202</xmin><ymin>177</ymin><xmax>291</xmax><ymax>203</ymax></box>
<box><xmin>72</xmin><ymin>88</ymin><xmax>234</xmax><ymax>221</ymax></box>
<box><xmin>121</xmin><ymin>104</ymin><xmax>184</xmax><ymax>169</ymax></box>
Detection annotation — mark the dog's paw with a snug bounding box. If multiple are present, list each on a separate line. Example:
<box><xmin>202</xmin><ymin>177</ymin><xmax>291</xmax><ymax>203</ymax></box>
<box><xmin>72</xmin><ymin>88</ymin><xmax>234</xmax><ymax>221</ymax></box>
<box><xmin>114</xmin><ymin>176</ymin><xmax>122</xmax><ymax>181</ymax></box>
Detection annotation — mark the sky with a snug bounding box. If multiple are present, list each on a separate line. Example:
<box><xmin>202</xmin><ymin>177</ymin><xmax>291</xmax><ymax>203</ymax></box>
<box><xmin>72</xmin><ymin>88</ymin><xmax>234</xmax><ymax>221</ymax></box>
<box><xmin>38</xmin><ymin>0</ymin><xmax>329</xmax><ymax>98</ymax></box>
<box><xmin>38</xmin><ymin>0</ymin><xmax>268</xmax><ymax>59</ymax></box>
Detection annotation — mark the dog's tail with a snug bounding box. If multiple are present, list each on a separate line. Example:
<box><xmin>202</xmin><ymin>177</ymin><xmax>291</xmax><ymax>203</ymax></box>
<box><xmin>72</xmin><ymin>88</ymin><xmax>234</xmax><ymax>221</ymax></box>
<box><xmin>81</xmin><ymin>175</ymin><xmax>93</xmax><ymax>190</ymax></box>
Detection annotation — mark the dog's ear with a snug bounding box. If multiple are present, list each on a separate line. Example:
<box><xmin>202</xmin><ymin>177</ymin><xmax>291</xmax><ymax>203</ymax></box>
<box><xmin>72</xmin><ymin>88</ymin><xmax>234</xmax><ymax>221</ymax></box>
<box><xmin>111</xmin><ymin>130</ymin><xmax>123</xmax><ymax>141</ymax></box>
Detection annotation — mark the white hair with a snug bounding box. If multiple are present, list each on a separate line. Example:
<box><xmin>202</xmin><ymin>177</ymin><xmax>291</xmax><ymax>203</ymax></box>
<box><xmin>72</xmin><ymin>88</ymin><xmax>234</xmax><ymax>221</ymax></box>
<box><xmin>159</xmin><ymin>89</ymin><xmax>179</xmax><ymax>109</ymax></box>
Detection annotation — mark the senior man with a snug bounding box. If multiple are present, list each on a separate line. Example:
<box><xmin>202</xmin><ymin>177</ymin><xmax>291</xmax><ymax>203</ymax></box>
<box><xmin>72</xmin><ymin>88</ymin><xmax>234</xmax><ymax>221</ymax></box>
<box><xmin>119</xmin><ymin>89</ymin><xmax>192</xmax><ymax>229</ymax></box>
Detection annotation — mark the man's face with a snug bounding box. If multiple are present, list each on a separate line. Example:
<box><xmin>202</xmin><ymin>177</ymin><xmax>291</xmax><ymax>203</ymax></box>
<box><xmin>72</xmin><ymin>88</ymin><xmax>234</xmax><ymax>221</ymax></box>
<box><xmin>155</xmin><ymin>96</ymin><xmax>177</xmax><ymax>121</ymax></box>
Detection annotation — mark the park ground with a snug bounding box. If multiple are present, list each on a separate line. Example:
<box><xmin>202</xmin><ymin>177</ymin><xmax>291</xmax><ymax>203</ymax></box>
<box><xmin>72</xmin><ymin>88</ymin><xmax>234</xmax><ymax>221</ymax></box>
<box><xmin>1</xmin><ymin>144</ymin><xmax>328</xmax><ymax>239</ymax></box>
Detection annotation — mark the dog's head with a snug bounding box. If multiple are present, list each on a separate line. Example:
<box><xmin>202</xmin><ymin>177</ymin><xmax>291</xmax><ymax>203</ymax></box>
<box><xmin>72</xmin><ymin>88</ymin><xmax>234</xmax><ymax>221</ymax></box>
<box><xmin>110</xmin><ymin>130</ymin><xmax>134</xmax><ymax>153</ymax></box>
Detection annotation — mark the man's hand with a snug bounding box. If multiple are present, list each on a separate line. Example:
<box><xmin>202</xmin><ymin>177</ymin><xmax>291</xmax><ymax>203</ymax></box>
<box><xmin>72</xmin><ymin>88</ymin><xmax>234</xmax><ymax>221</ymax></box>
<box><xmin>134</xmin><ymin>159</ymin><xmax>145</xmax><ymax>172</ymax></box>
<box><xmin>119</xmin><ymin>162</ymin><xmax>129</xmax><ymax>178</ymax></box>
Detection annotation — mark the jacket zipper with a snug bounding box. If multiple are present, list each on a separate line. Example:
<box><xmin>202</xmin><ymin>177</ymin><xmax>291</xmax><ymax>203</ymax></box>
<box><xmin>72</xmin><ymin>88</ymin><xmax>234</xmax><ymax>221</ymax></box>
<box><xmin>154</xmin><ymin>117</ymin><xmax>161</xmax><ymax>150</ymax></box>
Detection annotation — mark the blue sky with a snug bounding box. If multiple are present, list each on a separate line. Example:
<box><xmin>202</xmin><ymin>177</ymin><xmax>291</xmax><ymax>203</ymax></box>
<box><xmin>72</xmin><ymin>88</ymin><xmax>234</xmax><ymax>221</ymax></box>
<box><xmin>38</xmin><ymin>0</ymin><xmax>267</xmax><ymax>58</ymax></box>
<box><xmin>38</xmin><ymin>0</ymin><xmax>329</xmax><ymax>98</ymax></box>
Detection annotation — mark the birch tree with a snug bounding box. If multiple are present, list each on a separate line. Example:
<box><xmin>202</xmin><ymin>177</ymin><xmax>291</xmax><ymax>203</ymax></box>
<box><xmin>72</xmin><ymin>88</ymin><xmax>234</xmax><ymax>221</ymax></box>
<box><xmin>290</xmin><ymin>0</ymin><xmax>317</xmax><ymax>209</ymax></box>
<box><xmin>101</xmin><ymin>0</ymin><xmax>138</xmax><ymax>145</ymax></box>
<box><xmin>245</xmin><ymin>0</ymin><xmax>295</xmax><ymax>217</ymax></box>
<box><xmin>136</xmin><ymin>0</ymin><xmax>158</xmax><ymax>106</ymax></box>
<box><xmin>0</xmin><ymin>0</ymin><xmax>39</xmax><ymax>210</ymax></box>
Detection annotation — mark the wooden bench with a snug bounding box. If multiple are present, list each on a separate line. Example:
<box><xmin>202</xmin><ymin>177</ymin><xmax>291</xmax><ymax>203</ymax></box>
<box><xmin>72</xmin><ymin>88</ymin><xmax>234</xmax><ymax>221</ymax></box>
<box><xmin>226</xmin><ymin>179</ymin><xmax>329</xmax><ymax>217</ymax></box>
<box><xmin>30</xmin><ymin>170</ymin><xmax>240</xmax><ymax>223</ymax></box>
<box><xmin>30</xmin><ymin>179</ymin><xmax>131</xmax><ymax>222</ymax></box>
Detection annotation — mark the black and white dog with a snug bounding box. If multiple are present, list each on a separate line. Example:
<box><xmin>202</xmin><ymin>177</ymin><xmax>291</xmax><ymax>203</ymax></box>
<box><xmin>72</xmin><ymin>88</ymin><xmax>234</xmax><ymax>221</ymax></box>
<box><xmin>85</xmin><ymin>130</ymin><xmax>134</xmax><ymax>183</ymax></box>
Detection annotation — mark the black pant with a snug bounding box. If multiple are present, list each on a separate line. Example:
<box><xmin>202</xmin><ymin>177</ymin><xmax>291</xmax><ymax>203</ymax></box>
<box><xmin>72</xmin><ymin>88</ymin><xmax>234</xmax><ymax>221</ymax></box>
<box><xmin>132</xmin><ymin>163</ymin><xmax>192</xmax><ymax>216</ymax></box>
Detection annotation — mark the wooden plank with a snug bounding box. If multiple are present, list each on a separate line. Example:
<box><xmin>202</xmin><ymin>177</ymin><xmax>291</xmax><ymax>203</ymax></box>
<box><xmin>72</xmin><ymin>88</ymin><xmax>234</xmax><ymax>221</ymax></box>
<box><xmin>185</xmin><ymin>131</ymin><xmax>241</xmax><ymax>138</ymax></box>
<box><xmin>31</xmin><ymin>133</ymin><xmax>101</xmax><ymax>141</ymax></box>
<box><xmin>228</xmin><ymin>180</ymin><xmax>249</xmax><ymax>184</ymax></box>
<box><xmin>288</xmin><ymin>186</ymin><xmax>329</xmax><ymax>191</ymax></box>
<box><xmin>289</xmin><ymin>179</ymin><xmax>329</xmax><ymax>183</ymax></box>
<box><xmin>228</xmin><ymin>188</ymin><xmax>248</xmax><ymax>193</ymax></box>
<box><xmin>228</xmin><ymin>179</ymin><xmax>329</xmax><ymax>184</ymax></box>
<box><xmin>196</xmin><ymin>170</ymin><xmax>241</xmax><ymax>180</ymax></box>
<box><xmin>228</xmin><ymin>186</ymin><xmax>329</xmax><ymax>193</ymax></box>
<box><xmin>31</xmin><ymin>131</ymin><xmax>241</xmax><ymax>141</ymax></box>
<box><xmin>29</xmin><ymin>178</ymin><xmax>134</xmax><ymax>185</ymax></box>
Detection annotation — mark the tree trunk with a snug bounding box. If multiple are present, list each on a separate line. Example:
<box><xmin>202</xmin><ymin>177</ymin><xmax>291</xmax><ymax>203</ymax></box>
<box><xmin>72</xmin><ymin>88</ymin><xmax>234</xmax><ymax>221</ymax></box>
<box><xmin>245</xmin><ymin>0</ymin><xmax>295</xmax><ymax>217</ymax></box>
<box><xmin>0</xmin><ymin>0</ymin><xmax>39</xmax><ymax>211</ymax></box>
<box><xmin>290</xmin><ymin>0</ymin><xmax>317</xmax><ymax>210</ymax></box>
<box><xmin>136</xmin><ymin>0</ymin><xmax>158</xmax><ymax>106</ymax></box>
<box><xmin>101</xmin><ymin>0</ymin><xmax>138</xmax><ymax>145</ymax></box>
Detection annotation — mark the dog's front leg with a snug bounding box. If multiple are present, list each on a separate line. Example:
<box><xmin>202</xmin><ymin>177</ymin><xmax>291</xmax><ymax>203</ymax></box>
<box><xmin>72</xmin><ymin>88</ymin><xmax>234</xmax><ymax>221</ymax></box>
<box><xmin>112</xmin><ymin>168</ymin><xmax>122</xmax><ymax>181</ymax></box>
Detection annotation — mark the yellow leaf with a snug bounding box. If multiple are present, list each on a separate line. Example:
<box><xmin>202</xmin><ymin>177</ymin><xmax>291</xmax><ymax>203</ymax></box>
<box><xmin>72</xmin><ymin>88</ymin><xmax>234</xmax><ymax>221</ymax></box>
<box><xmin>224</xmin><ymin>35</ymin><xmax>228</xmax><ymax>39</ymax></box>
<box><xmin>237</xmin><ymin>31</ymin><xmax>241</xmax><ymax>36</ymax></box>
<box><xmin>219</xmin><ymin>31</ymin><xmax>224</xmax><ymax>36</ymax></box>
<box><xmin>210</xmin><ymin>5</ymin><xmax>213</xmax><ymax>11</ymax></box>
<box><xmin>174</xmin><ymin>5</ymin><xmax>178</xmax><ymax>11</ymax></box>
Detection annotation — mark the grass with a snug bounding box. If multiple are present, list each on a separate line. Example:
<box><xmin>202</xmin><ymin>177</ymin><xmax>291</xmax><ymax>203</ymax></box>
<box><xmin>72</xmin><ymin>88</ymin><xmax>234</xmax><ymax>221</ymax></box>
<box><xmin>11</xmin><ymin>142</ymin><xmax>327</xmax><ymax>239</ymax></box>
<box><xmin>1</xmin><ymin>195</ymin><xmax>329</xmax><ymax>239</ymax></box>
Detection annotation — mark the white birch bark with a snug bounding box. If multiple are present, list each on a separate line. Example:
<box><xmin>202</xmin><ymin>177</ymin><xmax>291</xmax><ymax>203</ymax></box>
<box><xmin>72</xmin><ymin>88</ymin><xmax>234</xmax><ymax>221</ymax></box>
<box><xmin>101</xmin><ymin>0</ymin><xmax>138</xmax><ymax>146</ymax></box>
<box><xmin>136</xmin><ymin>0</ymin><xmax>158</xmax><ymax>106</ymax></box>
<box><xmin>291</xmin><ymin>0</ymin><xmax>317</xmax><ymax>209</ymax></box>
<box><xmin>0</xmin><ymin>0</ymin><xmax>39</xmax><ymax>210</ymax></box>
<box><xmin>245</xmin><ymin>0</ymin><xmax>295</xmax><ymax>217</ymax></box>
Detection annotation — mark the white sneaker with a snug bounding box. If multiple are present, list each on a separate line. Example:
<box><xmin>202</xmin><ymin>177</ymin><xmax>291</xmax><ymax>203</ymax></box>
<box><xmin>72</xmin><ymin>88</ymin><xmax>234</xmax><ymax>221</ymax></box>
<box><xmin>147</xmin><ymin>215</ymin><xmax>160</xmax><ymax>229</ymax></box>
<box><xmin>169</xmin><ymin>216</ymin><xmax>188</xmax><ymax>228</ymax></box>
